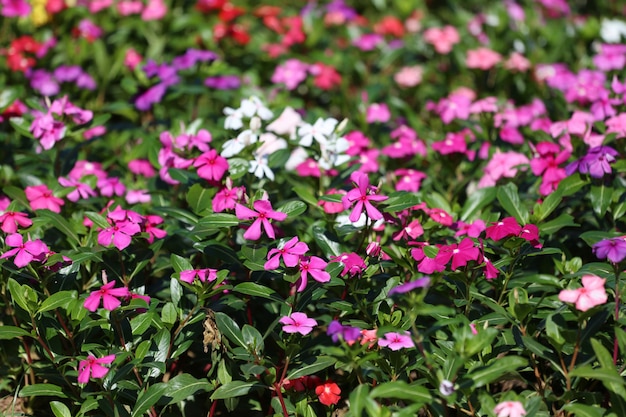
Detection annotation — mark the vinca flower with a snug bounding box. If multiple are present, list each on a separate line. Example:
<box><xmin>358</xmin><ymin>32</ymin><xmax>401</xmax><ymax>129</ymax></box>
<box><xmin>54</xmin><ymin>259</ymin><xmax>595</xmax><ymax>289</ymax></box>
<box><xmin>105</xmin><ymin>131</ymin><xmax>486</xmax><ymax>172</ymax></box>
<box><xmin>83</xmin><ymin>281</ymin><xmax>131</xmax><ymax>312</ymax></box>
<box><xmin>341</xmin><ymin>172</ymin><xmax>388</xmax><ymax>223</ymax></box>
<box><xmin>279</xmin><ymin>312</ymin><xmax>317</xmax><ymax>335</ymax></box>
<box><xmin>235</xmin><ymin>199</ymin><xmax>287</xmax><ymax>240</ymax></box>
<box><xmin>493</xmin><ymin>401</ymin><xmax>526</xmax><ymax>417</ymax></box>
<box><xmin>315</xmin><ymin>381</ymin><xmax>341</xmax><ymax>406</ymax></box>
<box><xmin>77</xmin><ymin>354</ymin><xmax>115</xmax><ymax>384</ymax></box>
<box><xmin>558</xmin><ymin>275</ymin><xmax>608</xmax><ymax>312</ymax></box>
<box><xmin>0</xmin><ymin>233</ymin><xmax>48</xmax><ymax>268</ymax></box>
<box><xmin>378</xmin><ymin>331</ymin><xmax>415</xmax><ymax>350</ymax></box>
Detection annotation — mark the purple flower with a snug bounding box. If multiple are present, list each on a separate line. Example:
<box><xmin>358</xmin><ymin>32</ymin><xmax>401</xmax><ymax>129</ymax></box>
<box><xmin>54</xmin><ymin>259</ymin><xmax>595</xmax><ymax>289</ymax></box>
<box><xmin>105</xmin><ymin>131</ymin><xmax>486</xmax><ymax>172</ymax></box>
<box><xmin>53</xmin><ymin>65</ymin><xmax>82</xmax><ymax>82</ymax></box>
<box><xmin>327</xmin><ymin>320</ymin><xmax>361</xmax><ymax>343</ymax></box>
<box><xmin>566</xmin><ymin>146</ymin><xmax>619</xmax><ymax>178</ymax></box>
<box><xmin>592</xmin><ymin>237</ymin><xmax>626</xmax><ymax>263</ymax></box>
<box><xmin>388</xmin><ymin>277</ymin><xmax>431</xmax><ymax>295</ymax></box>
<box><xmin>135</xmin><ymin>83</ymin><xmax>167</xmax><ymax>111</ymax></box>
<box><xmin>205</xmin><ymin>75</ymin><xmax>241</xmax><ymax>90</ymax></box>
<box><xmin>28</xmin><ymin>69</ymin><xmax>60</xmax><ymax>96</ymax></box>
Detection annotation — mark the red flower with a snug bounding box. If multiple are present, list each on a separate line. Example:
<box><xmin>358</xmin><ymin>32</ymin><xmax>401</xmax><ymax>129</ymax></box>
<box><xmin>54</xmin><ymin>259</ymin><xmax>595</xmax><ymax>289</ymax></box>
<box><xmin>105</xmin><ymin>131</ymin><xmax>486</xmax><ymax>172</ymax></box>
<box><xmin>315</xmin><ymin>381</ymin><xmax>341</xmax><ymax>406</ymax></box>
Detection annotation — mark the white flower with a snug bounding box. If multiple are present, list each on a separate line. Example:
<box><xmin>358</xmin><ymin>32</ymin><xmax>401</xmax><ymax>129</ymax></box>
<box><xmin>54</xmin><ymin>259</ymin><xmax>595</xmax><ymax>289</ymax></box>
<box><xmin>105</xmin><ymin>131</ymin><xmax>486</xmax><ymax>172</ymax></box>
<box><xmin>221</xmin><ymin>129</ymin><xmax>258</xmax><ymax>158</ymax></box>
<box><xmin>601</xmin><ymin>19</ymin><xmax>626</xmax><ymax>43</ymax></box>
<box><xmin>285</xmin><ymin>147</ymin><xmax>309</xmax><ymax>171</ymax></box>
<box><xmin>240</xmin><ymin>96</ymin><xmax>273</xmax><ymax>120</ymax></box>
<box><xmin>318</xmin><ymin>136</ymin><xmax>350</xmax><ymax>170</ymax></box>
<box><xmin>297</xmin><ymin>118</ymin><xmax>338</xmax><ymax>147</ymax></box>
<box><xmin>224</xmin><ymin>106</ymin><xmax>244</xmax><ymax>130</ymax></box>
<box><xmin>249</xmin><ymin>153</ymin><xmax>274</xmax><ymax>180</ymax></box>
<box><xmin>257</xmin><ymin>133</ymin><xmax>287</xmax><ymax>158</ymax></box>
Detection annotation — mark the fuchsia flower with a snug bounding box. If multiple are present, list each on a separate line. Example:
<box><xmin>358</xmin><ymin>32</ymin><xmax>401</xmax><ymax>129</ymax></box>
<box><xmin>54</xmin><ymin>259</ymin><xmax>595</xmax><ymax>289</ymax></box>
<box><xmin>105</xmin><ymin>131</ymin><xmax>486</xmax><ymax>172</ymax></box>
<box><xmin>559</xmin><ymin>275</ymin><xmax>608</xmax><ymax>312</ymax></box>
<box><xmin>235</xmin><ymin>200</ymin><xmax>287</xmax><ymax>240</ymax></box>
<box><xmin>265</xmin><ymin>236</ymin><xmax>309</xmax><ymax>270</ymax></box>
<box><xmin>271</xmin><ymin>59</ymin><xmax>309</xmax><ymax>90</ymax></box>
<box><xmin>331</xmin><ymin>252</ymin><xmax>367</xmax><ymax>277</ymax></box>
<box><xmin>194</xmin><ymin>149</ymin><xmax>229</xmax><ymax>182</ymax></box>
<box><xmin>0</xmin><ymin>211</ymin><xmax>32</xmax><ymax>233</ymax></box>
<box><xmin>279</xmin><ymin>312</ymin><xmax>317</xmax><ymax>335</ymax></box>
<box><xmin>213</xmin><ymin>181</ymin><xmax>246</xmax><ymax>213</ymax></box>
<box><xmin>485</xmin><ymin>217</ymin><xmax>523</xmax><ymax>241</ymax></box>
<box><xmin>494</xmin><ymin>401</ymin><xmax>526</xmax><ymax>417</ymax></box>
<box><xmin>378</xmin><ymin>331</ymin><xmax>415</xmax><ymax>350</ymax></box>
<box><xmin>83</xmin><ymin>281</ymin><xmax>131</xmax><ymax>312</ymax></box>
<box><xmin>97</xmin><ymin>220</ymin><xmax>142</xmax><ymax>250</ymax></box>
<box><xmin>180</xmin><ymin>268</ymin><xmax>218</xmax><ymax>284</ymax></box>
<box><xmin>478</xmin><ymin>151</ymin><xmax>529</xmax><ymax>188</ymax></box>
<box><xmin>592</xmin><ymin>237</ymin><xmax>626</xmax><ymax>263</ymax></box>
<box><xmin>1</xmin><ymin>234</ymin><xmax>48</xmax><ymax>268</ymax></box>
<box><xmin>142</xmin><ymin>214</ymin><xmax>167</xmax><ymax>243</ymax></box>
<box><xmin>77</xmin><ymin>354</ymin><xmax>116</xmax><ymax>384</ymax></box>
<box><xmin>25</xmin><ymin>185</ymin><xmax>65</xmax><ymax>213</ymax></box>
<box><xmin>342</xmin><ymin>172</ymin><xmax>388</xmax><ymax>223</ymax></box>
<box><xmin>58</xmin><ymin>177</ymin><xmax>97</xmax><ymax>202</ymax></box>
<box><xmin>365</xmin><ymin>103</ymin><xmax>391</xmax><ymax>123</ymax></box>
<box><xmin>297</xmin><ymin>256</ymin><xmax>330</xmax><ymax>291</ymax></box>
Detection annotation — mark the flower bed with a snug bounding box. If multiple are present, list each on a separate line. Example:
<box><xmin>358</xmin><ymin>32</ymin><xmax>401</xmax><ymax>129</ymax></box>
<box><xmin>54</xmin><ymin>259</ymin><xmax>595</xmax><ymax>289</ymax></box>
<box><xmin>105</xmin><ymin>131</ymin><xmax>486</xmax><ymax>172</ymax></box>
<box><xmin>1</xmin><ymin>1</ymin><xmax>626</xmax><ymax>416</ymax></box>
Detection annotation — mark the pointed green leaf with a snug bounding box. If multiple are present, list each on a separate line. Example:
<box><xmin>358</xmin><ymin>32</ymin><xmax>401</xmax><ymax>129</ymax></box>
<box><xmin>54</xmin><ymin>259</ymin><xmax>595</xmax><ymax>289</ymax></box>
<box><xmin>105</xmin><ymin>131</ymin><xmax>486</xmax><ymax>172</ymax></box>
<box><xmin>186</xmin><ymin>184</ymin><xmax>214</xmax><ymax>215</ymax></box>
<box><xmin>497</xmin><ymin>183</ymin><xmax>529</xmax><ymax>224</ymax></box>
<box><xmin>162</xmin><ymin>374</ymin><xmax>210</xmax><ymax>405</ymax></box>
<box><xmin>0</xmin><ymin>326</ymin><xmax>32</xmax><ymax>340</ymax></box>
<box><xmin>36</xmin><ymin>210</ymin><xmax>80</xmax><ymax>247</ymax></box>
<box><xmin>215</xmin><ymin>312</ymin><xmax>245</xmax><ymax>348</ymax></box>
<box><xmin>286</xmin><ymin>356</ymin><xmax>336</xmax><ymax>380</ymax></box>
<box><xmin>19</xmin><ymin>384</ymin><xmax>67</xmax><ymax>398</ymax></box>
<box><xmin>370</xmin><ymin>381</ymin><xmax>431</xmax><ymax>403</ymax></box>
<box><xmin>50</xmin><ymin>401</ymin><xmax>72</xmax><ymax>417</ymax></box>
<box><xmin>589</xmin><ymin>185</ymin><xmax>612</xmax><ymax>217</ymax></box>
<box><xmin>464</xmin><ymin>356</ymin><xmax>527</xmax><ymax>388</ymax></box>
<box><xmin>461</xmin><ymin>187</ymin><xmax>497</xmax><ymax>221</ymax></box>
<box><xmin>210</xmin><ymin>381</ymin><xmax>263</xmax><ymax>400</ymax></box>
<box><xmin>277</xmin><ymin>200</ymin><xmax>306</xmax><ymax>218</ymax></box>
<box><xmin>131</xmin><ymin>383</ymin><xmax>168</xmax><ymax>417</ymax></box>
<box><xmin>38</xmin><ymin>291</ymin><xmax>78</xmax><ymax>314</ymax></box>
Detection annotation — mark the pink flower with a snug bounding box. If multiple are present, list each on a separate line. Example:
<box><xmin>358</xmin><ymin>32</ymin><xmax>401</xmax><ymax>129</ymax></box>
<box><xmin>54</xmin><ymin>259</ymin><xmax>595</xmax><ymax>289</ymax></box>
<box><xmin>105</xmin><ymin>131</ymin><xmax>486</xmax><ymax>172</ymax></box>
<box><xmin>25</xmin><ymin>185</ymin><xmax>64</xmax><ymax>213</ymax></box>
<box><xmin>0</xmin><ymin>234</ymin><xmax>48</xmax><ymax>268</ymax></box>
<box><xmin>128</xmin><ymin>159</ymin><xmax>155</xmax><ymax>177</ymax></box>
<box><xmin>478</xmin><ymin>151</ymin><xmax>529</xmax><ymax>188</ymax></box>
<box><xmin>1</xmin><ymin>0</ymin><xmax>30</xmax><ymax>17</ymax></box>
<box><xmin>297</xmin><ymin>256</ymin><xmax>330</xmax><ymax>291</ymax></box>
<box><xmin>423</xmin><ymin>26</ymin><xmax>460</xmax><ymax>54</ymax></box>
<box><xmin>235</xmin><ymin>200</ymin><xmax>287</xmax><ymax>241</ymax></box>
<box><xmin>97</xmin><ymin>221</ymin><xmax>141</xmax><ymax>250</ymax></box>
<box><xmin>97</xmin><ymin>177</ymin><xmax>126</xmax><ymax>197</ymax></box>
<box><xmin>394</xmin><ymin>65</ymin><xmax>423</xmax><ymax>87</ymax></box>
<box><xmin>394</xmin><ymin>169</ymin><xmax>427</xmax><ymax>193</ymax></box>
<box><xmin>559</xmin><ymin>275</ymin><xmax>608</xmax><ymax>312</ymax></box>
<box><xmin>83</xmin><ymin>281</ymin><xmax>131</xmax><ymax>311</ymax></box>
<box><xmin>331</xmin><ymin>252</ymin><xmax>367</xmax><ymax>277</ymax></box>
<box><xmin>272</xmin><ymin>59</ymin><xmax>309</xmax><ymax>90</ymax></box>
<box><xmin>142</xmin><ymin>214</ymin><xmax>167</xmax><ymax>243</ymax></box>
<box><xmin>58</xmin><ymin>177</ymin><xmax>96</xmax><ymax>202</ymax></box>
<box><xmin>466</xmin><ymin>47</ymin><xmax>502</xmax><ymax>70</ymax></box>
<box><xmin>194</xmin><ymin>149</ymin><xmax>229</xmax><ymax>182</ymax></box>
<box><xmin>485</xmin><ymin>217</ymin><xmax>522</xmax><ymax>241</ymax></box>
<box><xmin>341</xmin><ymin>172</ymin><xmax>388</xmax><ymax>223</ymax></box>
<box><xmin>0</xmin><ymin>211</ymin><xmax>32</xmax><ymax>233</ymax></box>
<box><xmin>265</xmin><ymin>236</ymin><xmax>309</xmax><ymax>270</ymax></box>
<box><xmin>366</xmin><ymin>103</ymin><xmax>391</xmax><ymax>123</ymax></box>
<box><xmin>78</xmin><ymin>354</ymin><xmax>115</xmax><ymax>384</ymax></box>
<box><xmin>449</xmin><ymin>238</ymin><xmax>480</xmax><ymax>270</ymax></box>
<box><xmin>504</xmin><ymin>52</ymin><xmax>531</xmax><ymax>72</ymax></box>
<box><xmin>124</xmin><ymin>48</ymin><xmax>143</xmax><ymax>70</ymax></box>
<box><xmin>494</xmin><ymin>401</ymin><xmax>526</xmax><ymax>417</ymax></box>
<box><xmin>319</xmin><ymin>189</ymin><xmax>346</xmax><ymax>214</ymax></box>
<box><xmin>378</xmin><ymin>331</ymin><xmax>415</xmax><ymax>350</ymax></box>
<box><xmin>279</xmin><ymin>312</ymin><xmax>317</xmax><ymax>335</ymax></box>
<box><xmin>213</xmin><ymin>181</ymin><xmax>245</xmax><ymax>213</ymax></box>
<box><xmin>179</xmin><ymin>268</ymin><xmax>218</xmax><ymax>284</ymax></box>
<box><xmin>141</xmin><ymin>0</ymin><xmax>167</xmax><ymax>20</ymax></box>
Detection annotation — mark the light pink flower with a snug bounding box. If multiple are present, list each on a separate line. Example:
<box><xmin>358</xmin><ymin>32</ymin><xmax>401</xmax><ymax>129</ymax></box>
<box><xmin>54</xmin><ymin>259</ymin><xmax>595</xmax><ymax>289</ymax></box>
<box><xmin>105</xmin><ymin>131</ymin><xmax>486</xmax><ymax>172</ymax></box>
<box><xmin>504</xmin><ymin>52</ymin><xmax>531</xmax><ymax>72</ymax></box>
<box><xmin>478</xmin><ymin>151</ymin><xmax>529</xmax><ymax>188</ymax></box>
<box><xmin>97</xmin><ymin>177</ymin><xmax>126</xmax><ymax>197</ymax></box>
<box><xmin>83</xmin><ymin>281</ymin><xmax>131</xmax><ymax>312</ymax></box>
<box><xmin>266</xmin><ymin>107</ymin><xmax>302</xmax><ymax>138</ymax></box>
<box><xmin>265</xmin><ymin>236</ymin><xmax>309</xmax><ymax>270</ymax></box>
<box><xmin>378</xmin><ymin>331</ymin><xmax>415</xmax><ymax>350</ymax></box>
<box><xmin>25</xmin><ymin>185</ymin><xmax>64</xmax><ymax>213</ymax></box>
<box><xmin>423</xmin><ymin>26</ymin><xmax>460</xmax><ymax>54</ymax></box>
<box><xmin>466</xmin><ymin>47</ymin><xmax>502</xmax><ymax>70</ymax></box>
<box><xmin>141</xmin><ymin>0</ymin><xmax>167</xmax><ymax>20</ymax></box>
<box><xmin>58</xmin><ymin>177</ymin><xmax>96</xmax><ymax>202</ymax></box>
<box><xmin>279</xmin><ymin>312</ymin><xmax>318</xmax><ymax>335</ymax></box>
<box><xmin>366</xmin><ymin>103</ymin><xmax>391</xmax><ymax>123</ymax></box>
<box><xmin>394</xmin><ymin>65</ymin><xmax>423</xmax><ymax>87</ymax></box>
<box><xmin>235</xmin><ymin>200</ymin><xmax>287</xmax><ymax>240</ymax></box>
<box><xmin>559</xmin><ymin>275</ymin><xmax>608</xmax><ymax>312</ymax></box>
<box><xmin>77</xmin><ymin>354</ymin><xmax>116</xmax><ymax>384</ymax></box>
<box><xmin>494</xmin><ymin>401</ymin><xmax>526</xmax><ymax>417</ymax></box>
<box><xmin>0</xmin><ymin>234</ymin><xmax>48</xmax><ymax>268</ymax></box>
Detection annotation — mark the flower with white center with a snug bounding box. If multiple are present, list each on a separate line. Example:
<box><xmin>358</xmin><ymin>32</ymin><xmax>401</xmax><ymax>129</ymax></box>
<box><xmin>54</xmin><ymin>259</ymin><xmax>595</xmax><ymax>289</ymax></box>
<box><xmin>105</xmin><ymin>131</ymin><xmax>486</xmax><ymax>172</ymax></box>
<box><xmin>297</xmin><ymin>118</ymin><xmax>338</xmax><ymax>147</ymax></box>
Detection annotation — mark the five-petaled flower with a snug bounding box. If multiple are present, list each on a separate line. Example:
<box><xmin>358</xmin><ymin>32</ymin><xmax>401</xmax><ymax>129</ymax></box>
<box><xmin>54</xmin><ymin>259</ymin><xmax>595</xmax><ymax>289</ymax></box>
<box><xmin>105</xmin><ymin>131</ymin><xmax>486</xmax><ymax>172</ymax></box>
<box><xmin>25</xmin><ymin>184</ymin><xmax>65</xmax><ymax>213</ymax></box>
<box><xmin>264</xmin><ymin>236</ymin><xmax>309</xmax><ymax>270</ymax></box>
<box><xmin>77</xmin><ymin>354</ymin><xmax>116</xmax><ymax>384</ymax></box>
<box><xmin>193</xmin><ymin>149</ymin><xmax>229</xmax><ymax>182</ymax></box>
<box><xmin>297</xmin><ymin>256</ymin><xmax>330</xmax><ymax>291</ymax></box>
<box><xmin>235</xmin><ymin>199</ymin><xmax>287</xmax><ymax>240</ymax></box>
<box><xmin>378</xmin><ymin>331</ymin><xmax>415</xmax><ymax>350</ymax></box>
<box><xmin>0</xmin><ymin>233</ymin><xmax>48</xmax><ymax>268</ymax></box>
<box><xmin>558</xmin><ymin>275</ymin><xmax>608</xmax><ymax>312</ymax></box>
<box><xmin>279</xmin><ymin>312</ymin><xmax>317</xmax><ymax>335</ymax></box>
<box><xmin>341</xmin><ymin>172</ymin><xmax>388</xmax><ymax>223</ymax></box>
<box><xmin>493</xmin><ymin>401</ymin><xmax>526</xmax><ymax>417</ymax></box>
<box><xmin>315</xmin><ymin>381</ymin><xmax>341</xmax><ymax>406</ymax></box>
<box><xmin>592</xmin><ymin>237</ymin><xmax>626</xmax><ymax>263</ymax></box>
<box><xmin>179</xmin><ymin>268</ymin><xmax>218</xmax><ymax>284</ymax></box>
<box><xmin>84</xmin><ymin>281</ymin><xmax>131</xmax><ymax>312</ymax></box>
<box><xmin>0</xmin><ymin>211</ymin><xmax>32</xmax><ymax>234</ymax></box>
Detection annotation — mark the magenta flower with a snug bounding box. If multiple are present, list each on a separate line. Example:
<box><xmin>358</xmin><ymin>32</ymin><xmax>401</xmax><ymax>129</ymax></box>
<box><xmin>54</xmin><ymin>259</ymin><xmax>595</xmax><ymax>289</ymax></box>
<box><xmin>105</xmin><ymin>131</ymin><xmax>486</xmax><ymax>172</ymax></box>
<box><xmin>297</xmin><ymin>256</ymin><xmax>330</xmax><ymax>291</ymax></box>
<box><xmin>58</xmin><ymin>177</ymin><xmax>96</xmax><ymax>202</ymax></box>
<box><xmin>1</xmin><ymin>0</ymin><xmax>31</xmax><ymax>17</ymax></box>
<box><xmin>341</xmin><ymin>173</ymin><xmax>388</xmax><ymax>223</ymax></box>
<box><xmin>378</xmin><ymin>331</ymin><xmax>415</xmax><ymax>351</ymax></box>
<box><xmin>0</xmin><ymin>211</ymin><xmax>32</xmax><ymax>233</ymax></box>
<box><xmin>194</xmin><ymin>149</ymin><xmax>229</xmax><ymax>182</ymax></box>
<box><xmin>97</xmin><ymin>177</ymin><xmax>126</xmax><ymax>197</ymax></box>
<box><xmin>235</xmin><ymin>200</ymin><xmax>287</xmax><ymax>241</ymax></box>
<box><xmin>448</xmin><ymin>238</ymin><xmax>480</xmax><ymax>270</ymax></box>
<box><xmin>142</xmin><ymin>215</ymin><xmax>167</xmax><ymax>243</ymax></box>
<box><xmin>327</xmin><ymin>320</ymin><xmax>362</xmax><ymax>344</ymax></box>
<box><xmin>330</xmin><ymin>252</ymin><xmax>367</xmax><ymax>277</ymax></box>
<box><xmin>494</xmin><ymin>401</ymin><xmax>526</xmax><ymax>417</ymax></box>
<box><xmin>83</xmin><ymin>281</ymin><xmax>131</xmax><ymax>312</ymax></box>
<box><xmin>279</xmin><ymin>312</ymin><xmax>318</xmax><ymax>335</ymax></box>
<box><xmin>179</xmin><ymin>268</ymin><xmax>218</xmax><ymax>284</ymax></box>
<box><xmin>212</xmin><ymin>182</ymin><xmax>245</xmax><ymax>213</ymax></box>
<box><xmin>388</xmin><ymin>277</ymin><xmax>431</xmax><ymax>295</ymax></box>
<box><xmin>485</xmin><ymin>217</ymin><xmax>522</xmax><ymax>241</ymax></box>
<box><xmin>365</xmin><ymin>103</ymin><xmax>391</xmax><ymax>123</ymax></box>
<box><xmin>592</xmin><ymin>237</ymin><xmax>626</xmax><ymax>263</ymax></box>
<box><xmin>558</xmin><ymin>275</ymin><xmax>607</xmax><ymax>312</ymax></box>
<box><xmin>77</xmin><ymin>354</ymin><xmax>116</xmax><ymax>384</ymax></box>
<box><xmin>0</xmin><ymin>234</ymin><xmax>48</xmax><ymax>268</ymax></box>
<box><xmin>265</xmin><ymin>236</ymin><xmax>309</xmax><ymax>270</ymax></box>
<box><xmin>97</xmin><ymin>221</ymin><xmax>141</xmax><ymax>250</ymax></box>
<box><xmin>25</xmin><ymin>185</ymin><xmax>65</xmax><ymax>213</ymax></box>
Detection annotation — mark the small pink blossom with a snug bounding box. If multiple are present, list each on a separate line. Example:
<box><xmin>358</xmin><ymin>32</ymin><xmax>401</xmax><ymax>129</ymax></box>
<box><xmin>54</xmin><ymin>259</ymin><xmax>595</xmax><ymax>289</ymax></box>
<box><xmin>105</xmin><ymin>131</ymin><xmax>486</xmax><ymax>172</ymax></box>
<box><xmin>83</xmin><ymin>281</ymin><xmax>131</xmax><ymax>312</ymax></box>
<box><xmin>58</xmin><ymin>177</ymin><xmax>96</xmax><ymax>202</ymax></box>
<box><xmin>128</xmin><ymin>159</ymin><xmax>156</xmax><ymax>177</ymax></box>
<box><xmin>279</xmin><ymin>312</ymin><xmax>318</xmax><ymax>335</ymax></box>
<box><xmin>559</xmin><ymin>275</ymin><xmax>608</xmax><ymax>312</ymax></box>
<box><xmin>180</xmin><ymin>268</ymin><xmax>218</xmax><ymax>284</ymax></box>
<box><xmin>478</xmin><ymin>151</ymin><xmax>529</xmax><ymax>188</ymax></box>
<box><xmin>142</xmin><ymin>214</ymin><xmax>167</xmax><ymax>243</ymax></box>
<box><xmin>466</xmin><ymin>47</ymin><xmax>502</xmax><ymax>70</ymax></box>
<box><xmin>0</xmin><ymin>211</ymin><xmax>32</xmax><ymax>233</ymax></box>
<box><xmin>212</xmin><ymin>181</ymin><xmax>246</xmax><ymax>213</ymax></box>
<box><xmin>366</xmin><ymin>103</ymin><xmax>391</xmax><ymax>123</ymax></box>
<box><xmin>423</xmin><ymin>26</ymin><xmax>460</xmax><ymax>54</ymax></box>
<box><xmin>77</xmin><ymin>354</ymin><xmax>116</xmax><ymax>384</ymax></box>
<box><xmin>341</xmin><ymin>172</ymin><xmax>388</xmax><ymax>223</ymax></box>
<box><xmin>141</xmin><ymin>0</ymin><xmax>167</xmax><ymax>20</ymax></box>
<box><xmin>297</xmin><ymin>256</ymin><xmax>330</xmax><ymax>291</ymax></box>
<box><xmin>378</xmin><ymin>331</ymin><xmax>415</xmax><ymax>350</ymax></box>
<box><xmin>194</xmin><ymin>149</ymin><xmax>229</xmax><ymax>182</ymax></box>
<box><xmin>265</xmin><ymin>236</ymin><xmax>309</xmax><ymax>270</ymax></box>
<box><xmin>235</xmin><ymin>200</ymin><xmax>287</xmax><ymax>241</ymax></box>
<box><xmin>0</xmin><ymin>234</ymin><xmax>48</xmax><ymax>268</ymax></box>
<box><xmin>394</xmin><ymin>65</ymin><xmax>423</xmax><ymax>87</ymax></box>
<box><xmin>97</xmin><ymin>177</ymin><xmax>126</xmax><ymax>197</ymax></box>
<box><xmin>494</xmin><ymin>401</ymin><xmax>526</xmax><ymax>417</ymax></box>
<box><xmin>485</xmin><ymin>217</ymin><xmax>522</xmax><ymax>241</ymax></box>
<box><xmin>124</xmin><ymin>49</ymin><xmax>143</xmax><ymax>70</ymax></box>
<box><xmin>25</xmin><ymin>185</ymin><xmax>65</xmax><ymax>213</ymax></box>
<box><xmin>97</xmin><ymin>221</ymin><xmax>141</xmax><ymax>250</ymax></box>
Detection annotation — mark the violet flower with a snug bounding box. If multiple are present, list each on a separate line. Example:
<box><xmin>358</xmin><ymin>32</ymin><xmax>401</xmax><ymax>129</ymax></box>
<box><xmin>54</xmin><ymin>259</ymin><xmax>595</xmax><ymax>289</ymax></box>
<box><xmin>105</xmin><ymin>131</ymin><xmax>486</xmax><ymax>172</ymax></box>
<box><xmin>592</xmin><ymin>237</ymin><xmax>626</xmax><ymax>263</ymax></box>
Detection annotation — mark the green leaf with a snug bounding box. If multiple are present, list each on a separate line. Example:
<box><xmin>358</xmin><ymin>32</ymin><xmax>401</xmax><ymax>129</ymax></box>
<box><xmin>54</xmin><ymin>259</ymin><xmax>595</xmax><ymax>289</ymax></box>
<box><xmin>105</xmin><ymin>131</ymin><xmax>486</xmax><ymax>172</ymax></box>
<box><xmin>170</xmin><ymin>254</ymin><xmax>193</xmax><ymax>273</ymax></box>
<box><xmin>186</xmin><ymin>183</ymin><xmax>214</xmax><ymax>215</ymax></box>
<box><xmin>38</xmin><ymin>291</ymin><xmax>78</xmax><ymax>314</ymax></box>
<box><xmin>423</xmin><ymin>191</ymin><xmax>451</xmax><ymax>214</ymax></box>
<box><xmin>535</xmin><ymin>189</ymin><xmax>562</xmax><ymax>221</ymax></box>
<box><xmin>461</xmin><ymin>187</ymin><xmax>497</xmax><ymax>221</ymax></box>
<box><xmin>50</xmin><ymin>401</ymin><xmax>72</xmax><ymax>417</ymax></box>
<box><xmin>215</xmin><ymin>312</ymin><xmax>245</xmax><ymax>348</ymax></box>
<box><xmin>9</xmin><ymin>118</ymin><xmax>34</xmax><ymax>139</ymax></box>
<box><xmin>463</xmin><ymin>356</ymin><xmax>527</xmax><ymax>388</ymax></box>
<box><xmin>557</xmin><ymin>173</ymin><xmax>588</xmax><ymax>196</ymax></box>
<box><xmin>192</xmin><ymin>213</ymin><xmax>239</xmax><ymax>236</ymax></box>
<box><xmin>589</xmin><ymin>185</ymin><xmax>612</xmax><ymax>217</ymax></box>
<box><xmin>161</xmin><ymin>302</ymin><xmax>177</xmax><ymax>325</ymax></box>
<box><xmin>286</xmin><ymin>356</ymin><xmax>336</xmax><ymax>380</ymax></box>
<box><xmin>569</xmin><ymin>366</ymin><xmax>626</xmax><ymax>388</ymax></box>
<box><xmin>210</xmin><ymin>381</ymin><xmax>263</xmax><ymax>400</ymax></box>
<box><xmin>0</xmin><ymin>325</ymin><xmax>31</xmax><ymax>340</ymax></box>
<box><xmin>8</xmin><ymin>278</ymin><xmax>37</xmax><ymax>315</ymax></box>
<box><xmin>131</xmin><ymin>383</ymin><xmax>168</xmax><ymax>417</ymax></box>
<box><xmin>293</xmin><ymin>185</ymin><xmax>318</xmax><ymax>207</ymax></box>
<box><xmin>242</xmin><ymin>324</ymin><xmax>264</xmax><ymax>352</ymax></box>
<box><xmin>383</xmin><ymin>192</ymin><xmax>421</xmax><ymax>213</ymax></box>
<box><xmin>312</xmin><ymin>225</ymin><xmax>343</xmax><ymax>258</ymax></box>
<box><xmin>233</xmin><ymin>282</ymin><xmax>283</xmax><ymax>303</ymax></box>
<box><xmin>277</xmin><ymin>200</ymin><xmax>306</xmax><ymax>218</ymax></box>
<box><xmin>162</xmin><ymin>374</ymin><xmax>210</xmax><ymax>405</ymax></box>
<box><xmin>84</xmin><ymin>212</ymin><xmax>111</xmax><ymax>229</ymax></box>
<box><xmin>19</xmin><ymin>384</ymin><xmax>67</xmax><ymax>398</ymax></box>
<box><xmin>497</xmin><ymin>183</ymin><xmax>529</xmax><ymax>224</ymax></box>
<box><xmin>561</xmin><ymin>403</ymin><xmax>606</xmax><ymax>417</ymax></box>
<box><xmin>349</xmin><ymin>384</ymin><xmax>370</xmax><ymax>417</ymax></box>
<box><xmin>0</xmin><ymin>88</ymin><xmax>21</xmax><ymax>112</ymax></box>
<box><xmin>227</xmin><ymin>158</ymin><xmax>249</xmax><ymax>180</ymax></box>
<box><xmin>370</xmin><ymin>381</ymin><xmax>431</xmax><ymax>403</ymax></box>
<box><xmin>153</xmin><ymin>206</ymin><xmax>198</xmax><ymax>225</ymax></box>
<box><xmin>36</xmin><ymin>210</ymin><xmax>80</xmax><ymax>247</ymax></box>
<box><xmin>539</xmin><ymin>214</ymin><xmax>578</xmax><ymax>235</ymax></box>
<box><xmin>2</xmin><ymin>185</ymin><xmax>29</xmax><ymax>207</ymax></box>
